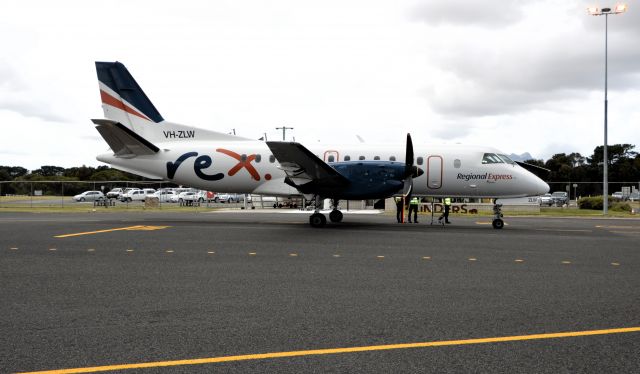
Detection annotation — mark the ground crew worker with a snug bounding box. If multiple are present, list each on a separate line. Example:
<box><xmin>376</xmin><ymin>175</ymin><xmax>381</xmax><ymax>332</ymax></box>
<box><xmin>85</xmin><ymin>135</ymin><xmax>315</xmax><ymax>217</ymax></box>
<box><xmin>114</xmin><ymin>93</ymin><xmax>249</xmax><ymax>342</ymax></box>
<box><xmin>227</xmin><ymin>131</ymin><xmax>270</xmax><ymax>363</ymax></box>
<box><xmin>408</xmin><ymin>196</ymin><xmax>420</xmax><ymax>223</ymax></box>
<box><xmin>395</xmin><ymin>196</ymin><xmax>404</xmax><ymax>223</ymax></box>
<box><xmin>438</xmin><ymin>197</ymin><xmax>452</xmax><ymax>224</ymax></box>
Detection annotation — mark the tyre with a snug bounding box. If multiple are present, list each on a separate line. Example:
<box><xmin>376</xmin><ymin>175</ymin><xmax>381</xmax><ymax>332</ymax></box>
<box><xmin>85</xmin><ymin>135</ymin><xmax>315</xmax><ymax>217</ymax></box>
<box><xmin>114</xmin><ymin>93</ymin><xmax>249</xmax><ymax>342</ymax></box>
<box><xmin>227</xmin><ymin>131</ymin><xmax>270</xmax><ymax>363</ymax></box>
<box><xmin>79</xmin><ymin>197</ymin><xmax>85</xmax><ymax>202</ymax></box>
<box><xmin>214</xmin><ymin>197</ymin><xmax>219</xmax><ymax>203</ymax></box>
<box><xmin>329</xmin><ymin>210</ymin><xmax>343</xmax><ymax>223</ymax></box>
<box><xmin>309</xmin><ymin>213</ymin><xmax>327</xmax><ymax>228</ymax></box>
<box><xmin>198</xmin><ymin>197</ymin><xmax>204</xmax><ymax>203</ymax></box>
<box><xmin>492</xmin><ymin>219</ymin><xmax>504</xmax><ymax>229</ymax></box>
<box><xmin>229</xmin><ymin>198</ymin><xmax>234</xmax><ymax>203</ymax></box>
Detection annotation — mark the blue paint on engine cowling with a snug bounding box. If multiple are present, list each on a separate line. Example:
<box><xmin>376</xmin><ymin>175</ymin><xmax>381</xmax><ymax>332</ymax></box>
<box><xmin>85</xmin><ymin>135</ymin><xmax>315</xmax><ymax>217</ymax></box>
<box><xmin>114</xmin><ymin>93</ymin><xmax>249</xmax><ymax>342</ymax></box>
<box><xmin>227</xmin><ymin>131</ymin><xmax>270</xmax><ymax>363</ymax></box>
<box><xmin>327</xmin><ymin>161</ymin><xmax>405</xmax><ymax>200</ymax></box>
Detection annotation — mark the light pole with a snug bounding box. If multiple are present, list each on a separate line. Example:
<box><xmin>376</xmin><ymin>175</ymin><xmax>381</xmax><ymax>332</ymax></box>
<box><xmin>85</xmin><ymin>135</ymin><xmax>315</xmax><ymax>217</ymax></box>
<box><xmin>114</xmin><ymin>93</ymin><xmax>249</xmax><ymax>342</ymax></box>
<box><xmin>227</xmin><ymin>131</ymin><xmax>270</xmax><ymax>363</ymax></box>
<box><xmin>276</xmin><ymin>126</ymin><xmax>294</xmax><ymax>141</ymax></box>
<box><xmin>588</xmin><ymin>4</ymin><xmax>627</xmax><ymax>215</ymax></box>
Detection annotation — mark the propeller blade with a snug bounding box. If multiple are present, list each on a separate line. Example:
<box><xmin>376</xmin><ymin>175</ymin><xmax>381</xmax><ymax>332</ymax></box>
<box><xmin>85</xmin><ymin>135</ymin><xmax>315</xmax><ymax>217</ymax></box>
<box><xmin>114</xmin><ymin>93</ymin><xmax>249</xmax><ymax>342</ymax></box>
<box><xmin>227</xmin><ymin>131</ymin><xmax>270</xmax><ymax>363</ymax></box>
<box><xmin>405</xmin><ymin>133</ymin><xmax>414</xmax><ymax>178</ymax></box>
<box><xmin>402</xmin><ymin>178</ymin><xmax>413</xmax><ymax>196</ymax></box>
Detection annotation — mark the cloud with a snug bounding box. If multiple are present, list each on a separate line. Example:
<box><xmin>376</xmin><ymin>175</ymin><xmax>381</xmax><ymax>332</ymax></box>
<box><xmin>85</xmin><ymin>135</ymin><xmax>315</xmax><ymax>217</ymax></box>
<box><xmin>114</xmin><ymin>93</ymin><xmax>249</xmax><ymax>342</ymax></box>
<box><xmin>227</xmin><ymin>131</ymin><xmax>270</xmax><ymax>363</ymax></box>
<box><xmin>0</xmin><ymin>62</ymin><xmax>69</xmax><ymax>122</ymax></box>
<box><xmin>410</xmin><ymin>0</ymin><xmax>526</xmax><ymax>27</ymax></box>
<box><xmin>411</xmin><ymin>0</ymin><xmax>640</xmax><ymax>118</ymax></box>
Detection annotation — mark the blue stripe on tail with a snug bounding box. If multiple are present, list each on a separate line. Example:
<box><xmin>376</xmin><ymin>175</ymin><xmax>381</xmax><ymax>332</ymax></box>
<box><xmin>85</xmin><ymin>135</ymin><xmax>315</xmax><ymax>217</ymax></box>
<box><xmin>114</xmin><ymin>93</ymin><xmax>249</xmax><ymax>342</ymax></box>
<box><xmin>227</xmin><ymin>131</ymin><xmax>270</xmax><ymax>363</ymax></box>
<box><xmin>95</xmin><ymin>61</ymin><xmax>164</xmax><ymax>123</ymax></box>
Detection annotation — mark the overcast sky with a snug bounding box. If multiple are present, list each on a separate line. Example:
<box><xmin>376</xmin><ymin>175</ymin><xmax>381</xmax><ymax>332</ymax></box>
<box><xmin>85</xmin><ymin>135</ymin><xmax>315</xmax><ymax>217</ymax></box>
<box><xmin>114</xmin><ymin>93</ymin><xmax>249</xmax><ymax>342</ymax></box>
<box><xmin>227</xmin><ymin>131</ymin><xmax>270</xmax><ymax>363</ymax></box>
<box><xmin>1</xmin><ymin>0</ymin><xmax>639</xmax><ymax>170</ymax></box>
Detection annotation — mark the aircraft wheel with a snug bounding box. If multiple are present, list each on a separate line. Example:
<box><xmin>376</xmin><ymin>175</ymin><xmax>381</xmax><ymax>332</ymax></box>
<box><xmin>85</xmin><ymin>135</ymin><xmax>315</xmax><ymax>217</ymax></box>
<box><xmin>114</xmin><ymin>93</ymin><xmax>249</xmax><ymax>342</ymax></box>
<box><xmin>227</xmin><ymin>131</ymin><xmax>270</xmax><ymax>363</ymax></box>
<box><xmin>309</xmin><ymin>213</ymin><xmax>326</xmax><ymax>228</ymax></box>
<box><xmin>492</xmin><ymin>219</ymin><xmax>504</xmax><ymax>229</ymax></box>
<box><xmin>329</xmin><ymin>210</ymin><xmax>343</xmax><ymax>223</ymax></box>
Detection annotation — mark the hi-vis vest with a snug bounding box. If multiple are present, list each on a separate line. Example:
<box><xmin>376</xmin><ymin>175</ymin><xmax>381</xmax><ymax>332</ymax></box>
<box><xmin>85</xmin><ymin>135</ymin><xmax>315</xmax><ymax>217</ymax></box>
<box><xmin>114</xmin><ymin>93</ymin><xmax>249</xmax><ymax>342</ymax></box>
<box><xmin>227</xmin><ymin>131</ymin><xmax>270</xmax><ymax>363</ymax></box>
<box><xmin>444</xmin><ymin>197</ymin><xmax>451</xmax><ymax>206</ymax></box>
<box><xmin>410</xmin><ymin>197</ymin><xmax>419</xmax><ymax>205</ymax></box>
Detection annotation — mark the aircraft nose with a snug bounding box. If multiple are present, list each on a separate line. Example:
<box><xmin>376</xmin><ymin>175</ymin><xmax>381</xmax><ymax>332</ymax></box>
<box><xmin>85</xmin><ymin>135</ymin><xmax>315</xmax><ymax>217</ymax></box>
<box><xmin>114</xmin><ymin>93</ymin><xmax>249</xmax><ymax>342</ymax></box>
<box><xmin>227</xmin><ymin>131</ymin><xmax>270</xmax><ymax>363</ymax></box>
<box><xmin>532</xmin><ymin>174</ymin><xmax>549</xmax><ymax>195</ymax></box>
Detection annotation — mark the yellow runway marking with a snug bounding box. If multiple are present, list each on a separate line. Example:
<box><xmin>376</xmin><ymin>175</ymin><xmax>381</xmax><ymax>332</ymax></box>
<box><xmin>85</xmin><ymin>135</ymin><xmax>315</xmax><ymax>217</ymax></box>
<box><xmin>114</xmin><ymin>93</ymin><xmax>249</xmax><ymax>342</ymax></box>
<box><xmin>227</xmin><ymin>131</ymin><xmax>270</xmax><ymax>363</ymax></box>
<box><xmin>468</xmin><ymin>258</ymin><xmax>477</xmax><ymax>261</ymax></box>
<box><xmin>165</xmin><ymin>250</ymin><xmax>174</xmax><ymax>253</ymax></box>
<box><xmin>333</xmin><ymin>254</ymin><xmax>341</xmax><ymax>258</ymax></box>
<box><xmin>48</xmin><ymin>248</ymin><xmax>57</xmax><ymax>251</ymax></box>
<box><xmin>611</xmin><ymin>262</ymin><xmax>620</xmax><ymax>266</ymax></box>
<box><xmin>514</xmin><ymin>259</ymin><xmax>524</xmax><ymax>263</ymax></box>
<box><xmin>376</xmin><ymin>256</ymin><xmax>385</xmax><ymax>259</ymax></box>
<box><xmin>125</xmin><ymin>249</ymin><xmax>134</xmax><ymax>253</ymax></box>
<box><xmin>54</xmin><ymin>226</ymin><xmax>170</xmax><ymax>238</ymax></box>
<box><xmin>248</xmin><ymin>252</ymin><xmax>257</xmax><ymax>256</ymax></box>
<box><xmin>207</xmin><ymin>251</ymin><xmax>215</xmax><ymax>254</ymax></box>
<box><xmin>561</xmin><ymin>261</ymin><xmax>571</xmax><ymax>264</ymax></box>
<box><xmin>87</xmin><ymin>249</ymin><xmax>95</xmax><ymax>252</ymax></box>
<box><xmin>18</xmin><ymin>326</ymin><xmax>640</xmax><ymax>374</ymax></box>
<box><xmin>10</xmin><ymin>247</ymin><xmax>18</xmax><ymax>250</ymax></box>
<box><xmin>422</xmin><ymin>256</ymin><xmax>431</xmax><ymax>260</ymax></box>
<box><xmin>289</xmin><ymin>253</ymin><xmax>298</xmax><ymax>257</ymax></box>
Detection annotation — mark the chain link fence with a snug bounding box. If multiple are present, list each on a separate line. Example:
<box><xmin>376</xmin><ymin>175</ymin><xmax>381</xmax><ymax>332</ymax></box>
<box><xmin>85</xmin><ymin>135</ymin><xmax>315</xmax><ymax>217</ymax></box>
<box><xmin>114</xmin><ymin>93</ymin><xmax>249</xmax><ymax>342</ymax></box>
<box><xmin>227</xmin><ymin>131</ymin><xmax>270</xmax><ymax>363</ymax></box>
<box><xmin>0</xmin><ymin>181</ymin><xmax>249</xmax><ymax>210</ymax></box>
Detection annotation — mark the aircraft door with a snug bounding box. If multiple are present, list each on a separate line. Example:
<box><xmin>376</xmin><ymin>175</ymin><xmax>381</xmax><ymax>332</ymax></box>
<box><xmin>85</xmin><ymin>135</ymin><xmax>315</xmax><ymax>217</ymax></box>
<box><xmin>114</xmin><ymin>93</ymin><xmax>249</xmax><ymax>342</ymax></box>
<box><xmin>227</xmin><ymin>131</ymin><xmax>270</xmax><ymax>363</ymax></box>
<box><xmin>427</xmin><ymin>155</ymin><xmax>443</xmax><ymax>189</ymax></box>
<box><xmin>324</xmin><ymin>150</ymin><xmax>339</xmax><ymax>163</ymax></box>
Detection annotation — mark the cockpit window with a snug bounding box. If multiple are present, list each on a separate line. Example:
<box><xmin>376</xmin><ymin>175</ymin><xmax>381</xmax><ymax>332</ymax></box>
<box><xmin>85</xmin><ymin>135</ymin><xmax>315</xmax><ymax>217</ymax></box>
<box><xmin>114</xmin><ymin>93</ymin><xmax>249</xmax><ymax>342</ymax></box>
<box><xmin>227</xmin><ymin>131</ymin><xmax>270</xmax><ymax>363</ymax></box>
<box><xmin>482</xmin><ymin>153</ymin><xmax>503</xmax><ymax>164</ymax></box>
<box><xmin>497</xmin><ymin>154</ymin><xmax>515</xmax><ymax>164</ymax></box>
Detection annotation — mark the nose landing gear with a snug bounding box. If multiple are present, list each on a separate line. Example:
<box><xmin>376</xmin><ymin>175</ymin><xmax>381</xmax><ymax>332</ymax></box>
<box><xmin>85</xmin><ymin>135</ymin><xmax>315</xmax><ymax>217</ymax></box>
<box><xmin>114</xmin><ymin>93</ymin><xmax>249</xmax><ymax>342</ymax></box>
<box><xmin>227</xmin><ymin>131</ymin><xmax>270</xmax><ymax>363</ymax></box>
<box><xmin>492</xmin><ymin>201</ymin><xmax>504</xmax><ymax>229</ymax></box>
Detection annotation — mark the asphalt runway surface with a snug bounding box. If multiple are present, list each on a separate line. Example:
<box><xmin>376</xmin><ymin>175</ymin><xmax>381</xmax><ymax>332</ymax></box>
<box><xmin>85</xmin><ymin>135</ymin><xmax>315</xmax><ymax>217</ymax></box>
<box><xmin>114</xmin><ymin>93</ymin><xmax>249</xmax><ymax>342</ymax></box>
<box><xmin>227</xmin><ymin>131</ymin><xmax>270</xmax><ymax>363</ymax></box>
<box><xmin>1</xmin><ymin>211</ymin><xmax>639</xmax><ymax>373</ymax></box>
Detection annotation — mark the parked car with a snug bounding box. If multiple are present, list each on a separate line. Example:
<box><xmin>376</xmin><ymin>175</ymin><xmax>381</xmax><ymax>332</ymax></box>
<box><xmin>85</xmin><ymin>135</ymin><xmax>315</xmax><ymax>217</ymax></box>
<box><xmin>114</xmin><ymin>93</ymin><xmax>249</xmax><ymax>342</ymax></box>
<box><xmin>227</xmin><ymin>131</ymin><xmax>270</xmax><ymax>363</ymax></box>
<box><xmin>118</xmin><ymin>188</ymin><xmax>140</xmax><ymax>201</ymax></box>
<box><xmin>539</xmin><ymin>193</ymin><xmax>553</xmax><ymax>206</ymax></box>
<box><xmin>152</xmin><ymin>190</ymin><xmax>176</xmax><ymax>203</ymax></box>
<box><xmin>612</xmin><ymin>192</ymin><xmax>627</xmax><ymax>201</ymax></box>
<box><xmin>217</xmin><ymin>193</ymin><xmax>245</xmax><ymax>203</ymax></box>
<box><xmin>550</xmin><ymin>191</ymin><xmax>569</xmax><ymax>206</ymax></box>
<box><xmin>106</xmin><ymin>188</ymin><xmax>123</xmax><ymax>199</ymax></box>
<box><xmin>629</xmin><ymin>192</ymin><xmax>640</xmax><ymax>202</ymax></box>
<box><xmin>171</xmin><ymin>191</ymin><xmax>197</xmax><ymax>203</ymax></box>
<box><xmin>73</xmin><ymin>191</ymin><xmax>105</xmax><ymax>202</ymax></box>
<box><xmin>122</xmin><ymin>189</ymin><xmax>154</xmax><ymax>202</ymax></box>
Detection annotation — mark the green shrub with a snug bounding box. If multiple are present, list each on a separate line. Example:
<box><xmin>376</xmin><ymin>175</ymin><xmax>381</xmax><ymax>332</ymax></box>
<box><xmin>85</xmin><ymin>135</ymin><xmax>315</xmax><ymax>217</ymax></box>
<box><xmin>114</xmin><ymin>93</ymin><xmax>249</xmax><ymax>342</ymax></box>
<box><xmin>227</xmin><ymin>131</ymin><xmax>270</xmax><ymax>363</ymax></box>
<box><xmin>611</xmin><ymin>202</ymin><xmax>632</xmax><ymax>212</ymax></box>
<box><xmin>578</xmin><ymin>196</ymin><xmax>630</xmax><ymax>211</ymax></box>
<box><xmin>578</xmin><ymin>196</ymin><xmax>602</xmax><ymax>210</ymax></box>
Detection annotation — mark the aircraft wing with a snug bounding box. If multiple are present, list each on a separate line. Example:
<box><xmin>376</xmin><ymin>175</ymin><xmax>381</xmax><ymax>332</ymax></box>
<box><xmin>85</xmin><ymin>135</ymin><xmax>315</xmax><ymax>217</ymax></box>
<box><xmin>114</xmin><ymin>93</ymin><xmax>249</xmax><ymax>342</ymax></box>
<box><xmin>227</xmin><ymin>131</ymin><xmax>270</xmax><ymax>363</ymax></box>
<box><xmin>266</xmin><ymin>141</ymin><xmax>349</xmax><ymax>190</ymax></box>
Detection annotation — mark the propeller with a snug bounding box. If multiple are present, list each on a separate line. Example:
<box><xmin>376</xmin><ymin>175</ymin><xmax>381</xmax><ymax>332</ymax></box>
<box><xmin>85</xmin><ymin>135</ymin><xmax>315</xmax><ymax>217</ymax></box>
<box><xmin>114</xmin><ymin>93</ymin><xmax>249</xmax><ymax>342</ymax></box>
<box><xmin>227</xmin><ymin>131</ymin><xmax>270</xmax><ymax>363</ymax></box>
<box><xmin>402</xmin><ymin>133</ymin><xmax>414</xmax><ymax>203</ymax></box>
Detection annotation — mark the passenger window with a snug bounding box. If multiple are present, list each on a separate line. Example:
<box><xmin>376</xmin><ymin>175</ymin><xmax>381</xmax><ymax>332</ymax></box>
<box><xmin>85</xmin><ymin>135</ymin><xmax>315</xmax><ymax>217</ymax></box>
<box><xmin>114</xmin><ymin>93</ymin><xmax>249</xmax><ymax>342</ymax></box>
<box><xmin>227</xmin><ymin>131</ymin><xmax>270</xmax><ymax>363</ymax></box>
<box><xmin>390</xmin><ymin>156</ymin><xmax>396</xmax><ymax>161</ymax></box>
<box><xmin>255</xmin><ymin>154</ymin><xmax>261</xmax><ymax>163</ymax></box>
<box><xmin>269</xmin><ymin>155</ymin><xmax>275</xmax><ymax>163</ymax></box>
<box><xmin>344</xmin><ymin>155</ymin><xmax>351</xmax><ymax>161</ymax></box>
<box><xmin>359</xmin><ymin>156</ymin><xmax>365</xmax><ymax>160</ymax></box>
<box><xmin>328</xmin><ymin>155</ymin><xmax>335</xmax><ymax>162</ymax></box>
<box><xmin>482</xmin><ymin>153</ymin><xmax>503</xmax><ymax>164</ymax></box>
<box><xmin>454</xmin><ymin>159</ymin><xmax>461</xmax><ymax>168</ymax></box>
<box><xmin>374</xmin><ymin>156</ymin><xmax>380</xmax><ymax>160</ymax></box>
<box><xmin>417</xmin><ymin>157</ymin><xmax>423</xmax><ymax>165</ymax></box>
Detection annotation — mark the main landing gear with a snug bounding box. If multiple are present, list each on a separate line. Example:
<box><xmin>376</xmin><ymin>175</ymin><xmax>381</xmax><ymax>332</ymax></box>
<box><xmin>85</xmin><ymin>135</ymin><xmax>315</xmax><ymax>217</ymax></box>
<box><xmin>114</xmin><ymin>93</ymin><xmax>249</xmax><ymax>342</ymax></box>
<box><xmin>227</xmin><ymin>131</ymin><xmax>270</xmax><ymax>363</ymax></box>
<box><xmin>492</xmin><ymin>200</ymin><xmax>504</xmax><ymax>229</ymax></box>
<box><xmin>309</xmin><ymin>198</ymin><xmax>343</xmax><ymax>227</ymax></box>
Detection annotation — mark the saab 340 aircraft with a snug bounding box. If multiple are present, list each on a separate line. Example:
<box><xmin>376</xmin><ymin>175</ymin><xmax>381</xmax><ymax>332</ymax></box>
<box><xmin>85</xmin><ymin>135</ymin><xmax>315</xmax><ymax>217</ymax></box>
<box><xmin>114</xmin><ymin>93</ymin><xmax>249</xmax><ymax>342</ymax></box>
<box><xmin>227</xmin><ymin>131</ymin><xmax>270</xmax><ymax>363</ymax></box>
<box><xmin>92</xmin><ymin>61</ymin><xmax>549</xmax><ymax>228</ymax></box>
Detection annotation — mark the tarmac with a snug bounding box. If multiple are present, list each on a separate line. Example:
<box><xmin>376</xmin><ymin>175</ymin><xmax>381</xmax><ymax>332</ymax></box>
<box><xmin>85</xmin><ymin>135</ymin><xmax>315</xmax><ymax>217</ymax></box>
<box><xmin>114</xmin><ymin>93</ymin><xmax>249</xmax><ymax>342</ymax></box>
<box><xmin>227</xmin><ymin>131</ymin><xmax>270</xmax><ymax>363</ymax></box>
<box><xmin>1</xmin><ymin>211</ymin><xmax>639</xmax><ymax>373</ymax></box>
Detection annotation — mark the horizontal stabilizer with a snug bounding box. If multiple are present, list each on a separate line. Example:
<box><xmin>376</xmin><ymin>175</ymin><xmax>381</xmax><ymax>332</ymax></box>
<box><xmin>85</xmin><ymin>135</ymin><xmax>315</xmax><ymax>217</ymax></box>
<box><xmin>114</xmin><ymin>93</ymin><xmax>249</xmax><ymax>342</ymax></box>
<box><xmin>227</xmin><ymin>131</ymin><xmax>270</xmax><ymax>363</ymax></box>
<box><xmin>92</xmin><ymin>119</ymin><xmax>159</xmax><ymax>158</ymax></box>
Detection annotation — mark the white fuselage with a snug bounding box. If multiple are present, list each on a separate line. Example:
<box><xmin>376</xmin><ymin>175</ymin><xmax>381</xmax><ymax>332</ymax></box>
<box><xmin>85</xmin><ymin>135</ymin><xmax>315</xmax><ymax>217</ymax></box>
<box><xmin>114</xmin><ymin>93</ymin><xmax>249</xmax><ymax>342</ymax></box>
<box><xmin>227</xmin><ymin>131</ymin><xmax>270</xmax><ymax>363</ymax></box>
<box><xmin>98</xmin><ymin>140</ymin><xmax>549</xmax><ymax>199</ymax></box>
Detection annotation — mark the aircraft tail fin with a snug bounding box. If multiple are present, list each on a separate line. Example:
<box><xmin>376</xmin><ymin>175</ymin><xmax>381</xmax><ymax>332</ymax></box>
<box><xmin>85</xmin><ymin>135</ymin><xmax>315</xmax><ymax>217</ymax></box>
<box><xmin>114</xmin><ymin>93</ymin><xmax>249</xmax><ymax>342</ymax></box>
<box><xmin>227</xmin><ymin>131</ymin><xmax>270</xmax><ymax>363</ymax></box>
<box><xmin>96</xmin><ymin>61</ymin><xmax>164</xmax><ymax>125</ymax></box>
<box><xmin>94</xmin><ymin>61</ymin><xmax>253</xmax><ymax>143</ymax></box>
